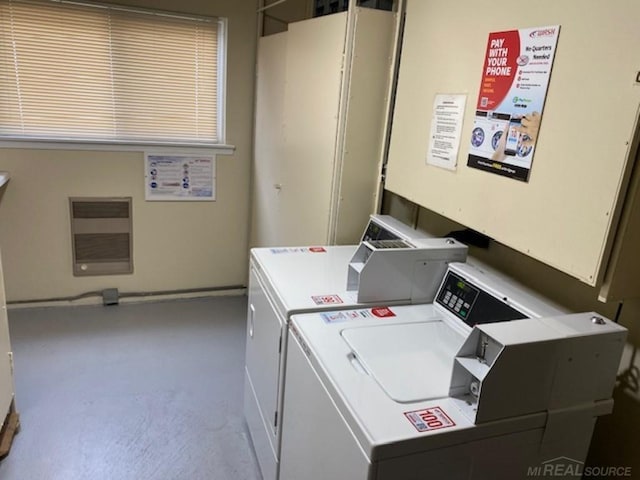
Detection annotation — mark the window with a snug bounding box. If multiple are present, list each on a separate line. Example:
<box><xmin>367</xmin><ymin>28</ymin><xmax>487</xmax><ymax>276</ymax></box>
<box><xmin>0</xmin><ymin>0</ymin><xmax>226</xmax><ymax>147</ymax></box>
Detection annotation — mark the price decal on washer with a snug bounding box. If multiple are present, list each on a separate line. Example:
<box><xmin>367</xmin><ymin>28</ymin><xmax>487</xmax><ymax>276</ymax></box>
<box><xmin>270</xmin><ymin>247</ymin><xmax>327</xmax><ymax>254</ymax></box>
<box><xmin>371</xmin><ymin>307</ymin><xmax>396</xmax><ymax>318</ymax></box>
<box><xmin>404</xmin><ymin>406</ymin><xmax>455</xmax><ymax>432</ymax></box>
<box><xmin>311</xmin><ymin>295</ymin><xmax>344</xmax><ymax>305</ymax></box>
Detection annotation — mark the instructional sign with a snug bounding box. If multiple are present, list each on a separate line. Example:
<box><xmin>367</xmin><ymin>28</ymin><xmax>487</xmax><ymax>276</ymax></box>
<box><xmin>145</xmin><ymin>154</ymin><xmax>216</xmax><ymax>201</ymax></box>
<box><xmin>320</xmin><ymin>307</ymin><xmax>396</xmax><ymax>323</ymax></box>
<box><xmin>467</xmin><ymin>26</ymin><xmax>560</xmax><ymax>182</ymax></box>
<box><xmin>427</xmin><ymin>94</ymin><xmax>467</xmax><ymax>170</ymax></box>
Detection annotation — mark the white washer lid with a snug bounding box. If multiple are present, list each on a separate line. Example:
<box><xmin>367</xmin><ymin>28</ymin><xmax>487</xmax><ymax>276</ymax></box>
<box><xmin>341</xmin><ymin>321</ymin><xmax>465</xmax><ymax>403</ymax></box>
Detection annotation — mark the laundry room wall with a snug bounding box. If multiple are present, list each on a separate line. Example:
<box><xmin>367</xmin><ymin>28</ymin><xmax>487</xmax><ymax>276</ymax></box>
<box><xmin>259</xmin><ymin>0</ymin><xmax>312</xmax><ymax>36</ymax></box>
<box><xmin>0</xmin><ymin>0</ymin><xmax>257</xmax><ymax>302</ymax></box>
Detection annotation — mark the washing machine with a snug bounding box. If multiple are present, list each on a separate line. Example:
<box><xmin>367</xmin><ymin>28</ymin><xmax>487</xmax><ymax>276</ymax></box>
<box><xmin>280</xmin><ymin>262</ymin><xmax>626</xmax><ymax>480</ymax></box>
<box><xmin>243</xmin><ymin>217</ymin><xmax>466</xmax><ymax>480</ymax></box>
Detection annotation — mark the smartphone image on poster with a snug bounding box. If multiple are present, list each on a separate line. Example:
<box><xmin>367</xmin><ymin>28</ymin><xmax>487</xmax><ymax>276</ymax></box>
<box><xmin>504</xmin><ymin>117</ymin><xmax>521</xmax><ymax>156</ymax></box>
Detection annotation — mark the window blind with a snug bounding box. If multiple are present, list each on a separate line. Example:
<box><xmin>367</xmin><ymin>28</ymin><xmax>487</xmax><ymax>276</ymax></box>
<box><xmin>0</xmin><ymin>0</ymin><xmax>224</xmax><ymax>145</ymax></box>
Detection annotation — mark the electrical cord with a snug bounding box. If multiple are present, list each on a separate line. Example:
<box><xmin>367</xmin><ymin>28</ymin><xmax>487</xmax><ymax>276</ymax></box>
<box><xmin>8</xmin><ymin>290</ymin><xmax>103</xmax><ymax>305</ymax></box>
<box><xmin>7</xmin><ymin>285</ymin><xmax>246</xmax><ymax>306</ymax></box>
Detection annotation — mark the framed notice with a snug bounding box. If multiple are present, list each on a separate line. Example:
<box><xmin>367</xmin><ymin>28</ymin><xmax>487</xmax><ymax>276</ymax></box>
<box><xmin>145</xmin><ymin>154</ymin><xmax>216</xmax><ymax>201</ymax></box>
<box><xmin>467</xmin><ymin>26</ymin><xmax>560</xmax><ymax>182</ymax></box>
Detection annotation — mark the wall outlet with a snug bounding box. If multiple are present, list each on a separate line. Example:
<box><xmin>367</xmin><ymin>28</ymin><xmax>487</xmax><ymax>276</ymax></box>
<box><xmin>102</xmin><ymin>288</ymin><xmax>119</xmax><ymax>306</ymax></box>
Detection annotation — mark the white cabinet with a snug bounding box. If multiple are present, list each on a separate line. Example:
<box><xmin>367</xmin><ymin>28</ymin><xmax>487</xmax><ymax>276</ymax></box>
<box><xmin>251</xmin><ymin>8</ymin><xmax>396</xmax><ymax>247</ymax></box>
<box><xmin>0</xmin><ymin>248</ymin><xmax>14</xmax><ymax>426</ymax></box>
<box><xmin>386</xmin><ymin>0</ymin><xmax>640</xmax><ymax>292</ymax></box>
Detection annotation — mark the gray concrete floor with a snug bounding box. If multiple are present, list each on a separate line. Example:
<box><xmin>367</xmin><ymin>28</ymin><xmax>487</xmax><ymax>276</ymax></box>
<box><xmin>0</xmin><ymin>296</ymin><xmax>262</xmax><ymax>480</ymax></box>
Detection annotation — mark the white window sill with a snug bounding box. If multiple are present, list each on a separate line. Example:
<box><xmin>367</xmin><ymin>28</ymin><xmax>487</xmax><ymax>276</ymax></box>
<box><xmin>0</xmin><ymin>139</ymin><xmax>236</xmax><ymax>155</ymax></box>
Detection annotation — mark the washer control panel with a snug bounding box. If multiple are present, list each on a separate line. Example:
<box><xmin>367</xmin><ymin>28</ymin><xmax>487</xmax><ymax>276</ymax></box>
<box><xmin>362</xmin><ymin>222</ymin><xmax>401</xmax><ymax>242</ymax></box>
<box><xmin>436</xmin><ymin>271</ymin><xmax>527</xmax><ymax>327</ymax></box>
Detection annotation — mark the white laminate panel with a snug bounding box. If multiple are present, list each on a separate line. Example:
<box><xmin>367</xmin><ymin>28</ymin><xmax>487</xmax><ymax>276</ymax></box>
<box><xmin>278</xmin><ymin>13</ymin><xmax>347</xmax><ymax>245</ymax></box>
<box><xmin>334</xmin><ymin>8</ymin><xmax>396</xmax><ymax>244</ymax></box>
<box><xmin>251</xmin><ymin>32</ymin><xmax>288</xmax><ymax>248</ymax></box>
<box><xmin>386</xmin><ymin>0</ymin><xmax>640</xmax><ymax>285</ymax></box>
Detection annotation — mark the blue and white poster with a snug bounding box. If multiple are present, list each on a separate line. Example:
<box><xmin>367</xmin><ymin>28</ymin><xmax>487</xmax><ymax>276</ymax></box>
<box><xmin>145</xmin><ymin>154</ymin><xmax>216</xmax><ymax>201</ymax></box>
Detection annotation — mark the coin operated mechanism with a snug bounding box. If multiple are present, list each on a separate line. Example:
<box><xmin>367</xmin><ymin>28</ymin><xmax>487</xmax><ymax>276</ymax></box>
<box><xmin>449</xmin><ymin>312</ymin><xmax>626</xmax><ymax>425</ymax></box>
<box><xmin>346</xmin><ymin>237</ymin><xmax>468</xmax><ymax>304</ymax></box>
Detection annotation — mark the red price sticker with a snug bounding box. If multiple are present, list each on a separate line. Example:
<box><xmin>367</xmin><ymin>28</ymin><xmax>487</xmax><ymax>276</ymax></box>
<box><xmin>308</xmin><ymin>247</ymin><xmax>327</xmax><ymax>253</ymax></box>
<box><xmin>371</xmin><ymin>307</ymin><xmax>395</xmax><ymax>318</ymax></box>
<box><xmin>311</xmin><ymin>295</ymin><xmax>343</xmax><ymax>305</ymax></box>
<box><xmin>404</xmin><ymin>407</ymin><xmax>455</xmax><ymax>432</ymax></box>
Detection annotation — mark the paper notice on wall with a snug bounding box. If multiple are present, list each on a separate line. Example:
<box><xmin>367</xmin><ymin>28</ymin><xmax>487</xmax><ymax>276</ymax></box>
<box><xmin>145</xmin><ymin>154</ymin><xmax>216</xmax><ymax>201</ymax></box>
<box><xmin>426</xmin><ymin>94</ymin><xmax>467</xmax><ymax>171</ymax></box>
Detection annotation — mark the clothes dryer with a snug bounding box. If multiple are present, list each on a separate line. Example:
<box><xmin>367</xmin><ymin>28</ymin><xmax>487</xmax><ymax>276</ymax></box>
<box><xmin>244</xmin><ymin>219</ymin><xmax>464</xmax><ymax>480</ymax></box>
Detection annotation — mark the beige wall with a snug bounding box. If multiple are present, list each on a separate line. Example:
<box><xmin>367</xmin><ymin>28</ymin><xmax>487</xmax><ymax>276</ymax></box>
<box><xmin>261</xmin><ymin>0</ymin><xmax>312</xmax><ymax>36</ymax></box>
<box><xmin>0</xmin><ymin>0</ymin><xmax>257</xmax><ymax>302</ymax></box>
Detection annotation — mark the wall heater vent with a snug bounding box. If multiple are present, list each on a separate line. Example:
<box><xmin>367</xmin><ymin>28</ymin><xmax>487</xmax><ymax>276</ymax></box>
<box><xmin>69</xmin><ymin>197</ymin><xmax>133</xmax><ymax>276</ymax></box>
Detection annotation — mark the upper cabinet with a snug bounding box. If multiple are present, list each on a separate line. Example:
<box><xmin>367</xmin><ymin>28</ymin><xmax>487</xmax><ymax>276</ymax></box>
<box><xmin>385</xmin><ymin>0</ymin><xmax>640</xmax><ymax>299</ymax></box>
<box><xmin>251</xmin><ymin>7</ymin><xmax>397</xmax><ymax>247</ymax></box>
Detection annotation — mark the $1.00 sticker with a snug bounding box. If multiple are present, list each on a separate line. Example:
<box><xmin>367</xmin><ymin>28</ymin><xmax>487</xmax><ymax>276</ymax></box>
<box><xmin>404</xmin><ymin>407</ymin><xmax>455</xmax><ymax>432</ymax></box>
<box><xmin>311</xmin><ymin>295</ymin><xmax>343</xmax><ymax>305</ymax></box>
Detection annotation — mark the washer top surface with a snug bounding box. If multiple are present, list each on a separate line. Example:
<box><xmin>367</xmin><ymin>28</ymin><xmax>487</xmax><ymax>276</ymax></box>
<box><xmin>341</xmin><ymin>321</ymin><xmax>465</xmax><ymax>403</ymax></box>
<box><xmin>251</xmin><ymin>245</ymin><xmax>402</xmax><ymax>316</ymax></box>
<box><xmin>289</xmin><ymin>305</ymin><xmax>547</xmax><ymax>461</ymax></box>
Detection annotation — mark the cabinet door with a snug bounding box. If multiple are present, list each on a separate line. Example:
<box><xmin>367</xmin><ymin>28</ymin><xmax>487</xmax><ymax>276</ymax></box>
<box><xmin>251</xmin><ymin>13</ymin><xmax>347</xmax><ymax>248</ymax></box>
<box><xmin>278</xmin><ymin>13</ymin><xmax>346</xmax><ymax>245</ymax></box>
<box><xmin>0</xmin><ymin>250</ymin><xmax>13</xmax><ymax>419</ymax></box>
<box><xmin>251</xmin><ymin>32</ymin><xmax>287</xmax><ymax>248</ymax></box>
<box><xmin>244</xmin><ymin>267</ymin><xmax>285</xmax><ymax>441</ymax></box>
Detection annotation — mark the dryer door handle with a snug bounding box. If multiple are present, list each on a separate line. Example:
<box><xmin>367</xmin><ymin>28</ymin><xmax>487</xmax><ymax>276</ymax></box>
<box><xmin>249</xmin><ymin>304</ymin><xmax>255</xmax><ymax>338</ymax></box>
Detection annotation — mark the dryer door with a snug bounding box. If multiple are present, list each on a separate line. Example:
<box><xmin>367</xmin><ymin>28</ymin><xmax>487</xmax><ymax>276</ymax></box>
<box><xmin>244</xmin><ymin>266</ymin><xmax>285</xmax><ymax>459</ymax></box>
